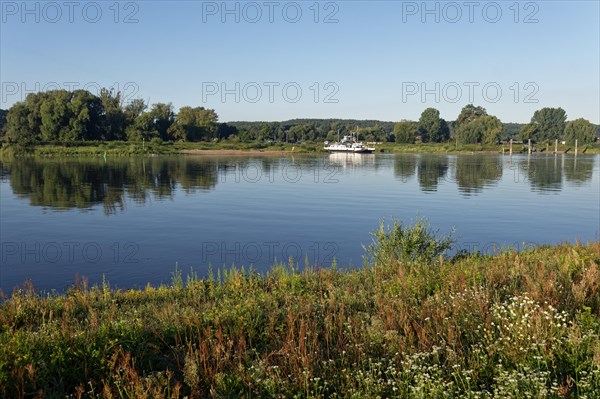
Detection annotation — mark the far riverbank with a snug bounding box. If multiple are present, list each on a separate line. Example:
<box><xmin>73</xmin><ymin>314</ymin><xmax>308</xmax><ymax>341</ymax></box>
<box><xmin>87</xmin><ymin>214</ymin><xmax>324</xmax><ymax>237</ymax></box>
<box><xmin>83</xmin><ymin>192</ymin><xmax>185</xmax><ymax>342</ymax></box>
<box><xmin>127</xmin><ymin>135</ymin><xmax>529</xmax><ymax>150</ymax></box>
<box><xmin>1</xmin><ymin>141</ymin><xmax>598</xmax><ymax>157</ymax></box>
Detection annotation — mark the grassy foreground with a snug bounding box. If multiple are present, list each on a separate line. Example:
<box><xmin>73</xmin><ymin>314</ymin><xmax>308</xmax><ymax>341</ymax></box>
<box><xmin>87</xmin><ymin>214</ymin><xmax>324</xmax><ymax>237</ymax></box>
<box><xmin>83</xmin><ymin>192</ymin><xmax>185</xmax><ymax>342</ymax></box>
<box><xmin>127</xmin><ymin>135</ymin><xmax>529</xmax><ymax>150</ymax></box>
<box><xmin>1</xmin><ymin>226</ymin><xmax>599</xmax><ymax>398</ymax></box>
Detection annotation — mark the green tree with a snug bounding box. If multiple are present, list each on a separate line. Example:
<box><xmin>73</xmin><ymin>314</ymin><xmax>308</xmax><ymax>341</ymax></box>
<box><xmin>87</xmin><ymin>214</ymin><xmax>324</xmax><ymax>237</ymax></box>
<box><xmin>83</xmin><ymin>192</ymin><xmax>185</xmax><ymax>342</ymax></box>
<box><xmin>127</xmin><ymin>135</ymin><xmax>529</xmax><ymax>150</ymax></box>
<box><xmin>437</xmin><ymin>119</ymin><xmax>450</xmax><ymax>143</ymax></box>
<box><xmin>39</xmin><ymin>90</ymin><xmax>71</xmax><ymax>141</ymax></box>
<box><xmin>125</xmin><ymin>102</ymin><xmax>177</xmax><ymax>142</ymax></box>
<box><xmin>4</xmin><ymin>102</ymin><xmax>36</xmax><ymax>144</ymax></box>
<box><xmin>66</xmin><ymin>90</ymin><xmax>103</xmax><ymax>141</ymax></box>
<box><xmin>34</xmin><ymin>90</ymin><xmax>104</xmax><ymax>142</ymax></box>
<box><xmin>453</xmin><ymin>104</ymin><xmax>488</xmax><ymax>132</ymax></box>
<box><xmin>257</xmin><ymin>124</ymin><xmax>272</xmax><ymax>142</ymax></box>
<box><xmin>418</xmin><ymin>108</ymin><xmax>449</xmax><ymax>143</ymax></box>
<box><xmin>481</xmin><ymin>118</ymin><xmax>503</xmax><ymax>145</ymax></box>
<box><xmin>238</xmin><ymin>129</ymin><xmax>255</xmax><ymax>142</ymax></box>
<box><xmin>168</xmin><ymin>106</ymin><xmax>218</xmax><ymax>142</ymax></box>
<box><xmin>126</xmin><ymin>111</ymin><xmax>158</xmax><ymax>142</ymax></box>
<box><xmin>24</xmin><ymin>92</ymin><xmax>49</xmax><ymax>140</ymax></box>
<box><xmin>358</xmin><ymin>124</ymin><xmax>386</xmax><ymax>142</ymax></box>
<box><xmin>519</xmin><ymin>123</ymin><xmax>538</xmax><ymax>142</ymax></box>
<box><xmin>0</xmin><ymin>109</ymin><xmax>8</xmax><ymax>135</ymax></box>
<box><xmin>529</xmin><ymin>107</ymin><xmax>567</xmax><ymax>142</ymax></box>
<box><xmin>455</xmin><ymin>115</ymin><xmax>503</xmax><ymax>145</ymax></box>
<box><xmin>217</xmin><ymin>123</ymin><xmax>238</xmax><ymax>141</ymax></box>
<box><xmin>564</xmin><ymin>118</ymin><xmax>596</xmax><ymax>144</ymax></box>
<box><xmin>4</xmin><ymin>92</ymin><xmax>56</xmax><ymax>143</ymax></box>
<box><xmin>394</xmin><ymin>120</ymin><xmax>417</xmax><ymax>143</ymax></box>
<box><xmin>287</xmin><ymin>125</ymin><xmax>306</xmax><ymax>143</ymax></box>
<box><xmin>326</xmin><ymin>130</ymin><xmax>337</xmax><ymax>141</ymax></box>
<box><xmin>124</xmin><ymin>99</ymin><xmax>147</xmax><ymax>123</ymax></box>
<box><xmin>502</xmin><ymin>123</ymin><xmax>525</xmax><ymax>141</ymax></box>
<box><xmin>100</xmin><ymin>88</ymin><xmax>126</xmax><ymax>141</ymax></box>
<box><xmin>150</xmin><ymin>103</ymin><xmax>175</xmax><ymax>141</ymax></box>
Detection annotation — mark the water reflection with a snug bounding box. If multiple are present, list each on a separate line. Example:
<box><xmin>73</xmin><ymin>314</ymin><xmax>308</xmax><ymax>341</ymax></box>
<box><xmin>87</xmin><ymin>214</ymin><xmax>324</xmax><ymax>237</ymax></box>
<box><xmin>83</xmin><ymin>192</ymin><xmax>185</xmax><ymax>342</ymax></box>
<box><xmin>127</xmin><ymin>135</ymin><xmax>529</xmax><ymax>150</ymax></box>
<box><xmin>1</xmin><ymin>154</ymin><xmax>596</xmax><ymax>212</ymax></box>
<box><xmin>327</xmin><ymin>153</ymin><xmax>375</xmax><ymax>168</ymax></box>
<box><xmin>563</xmin><ymin>156</ymin><xmax>595</xmax><ymax>185</ymax></box>
<box><xmin>417</xmin><ymin>156</ymin><xmax>449</xmax><ymax>192</ymax></box>
<box><xmin>454</xmin><ymin>156</ymin><xmax>503</xmax><ymax>196</ymax></box>
<box><xmin>519</xmin><ymin>156</ymin><xmax>563</xmax><ymax>193</ymax></box>
<box><xmin>2</xmin><ymin>157</ymin><xmax>219</xmax><ymax>214</ymax></box>
<box><xmin>393</xmin><ymin>155</ymin><xmax>418</xmax><ymax>182</ymax></box>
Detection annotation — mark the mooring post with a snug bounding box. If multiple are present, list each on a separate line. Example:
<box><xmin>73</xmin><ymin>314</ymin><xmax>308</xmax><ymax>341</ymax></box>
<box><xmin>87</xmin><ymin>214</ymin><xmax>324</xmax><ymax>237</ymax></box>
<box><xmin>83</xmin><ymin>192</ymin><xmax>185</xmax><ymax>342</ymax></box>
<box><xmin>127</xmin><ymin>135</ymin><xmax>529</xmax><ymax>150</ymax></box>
<box><xmin>528</xmin><ymin>139</ymin><xmax>532</xmax><ymax>155</ymax></box>
<box><xmin>575</xmin><ymin>139</ymin><xmax>578</xmax><ymax>155</ymax></box>
<box><xmin>509</xmin><ymin>139</ymin><xmax>513</xmax><ymax>156</ymax></box>
<box><xmin>555</xmin><ymin>139</ymin><xmax>558</xmax><ymax>154</ymax></box>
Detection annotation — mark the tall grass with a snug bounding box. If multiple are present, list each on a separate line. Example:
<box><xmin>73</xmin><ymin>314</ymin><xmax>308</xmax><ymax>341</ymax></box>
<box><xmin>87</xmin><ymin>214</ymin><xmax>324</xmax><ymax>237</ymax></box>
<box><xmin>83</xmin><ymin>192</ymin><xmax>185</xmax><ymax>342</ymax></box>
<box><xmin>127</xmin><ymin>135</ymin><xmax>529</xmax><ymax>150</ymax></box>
<box><xmin>1</xmin><ymin>222</ymin><xmax>599</xmax><ymax>398</ymax></box>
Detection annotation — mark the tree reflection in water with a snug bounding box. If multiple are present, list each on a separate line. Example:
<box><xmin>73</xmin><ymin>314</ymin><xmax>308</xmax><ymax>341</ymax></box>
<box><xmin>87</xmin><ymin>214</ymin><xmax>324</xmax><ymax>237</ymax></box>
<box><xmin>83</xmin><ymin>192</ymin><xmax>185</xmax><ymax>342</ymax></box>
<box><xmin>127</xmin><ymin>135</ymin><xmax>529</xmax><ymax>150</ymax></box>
<box><xmin>454</xmin><ymin>156</ymin><xmax>503</xmax><ymax>196</ymax></box>
<box><xmin>417</xmin><ymin>155</ymin><xmax>449</xmax><ymax>193</ymax></box>
<box><xmin>2</xmin><ymin>155</ymin><xmax>596</xmax><ymax>213</ymax></box>
<box><xmin>3</xmin><ymin>157</ymin><xmax>219</xmax><ymax>214</ymax></box>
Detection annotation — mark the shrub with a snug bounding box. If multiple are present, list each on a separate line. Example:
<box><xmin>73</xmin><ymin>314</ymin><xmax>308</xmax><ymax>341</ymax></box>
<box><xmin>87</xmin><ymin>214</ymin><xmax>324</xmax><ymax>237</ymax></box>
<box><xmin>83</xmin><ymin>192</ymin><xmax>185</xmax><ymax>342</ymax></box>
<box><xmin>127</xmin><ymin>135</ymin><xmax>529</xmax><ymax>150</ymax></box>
<box><xmin>364</xmin><ymin>217</ymin><xmax>455</xmax><ymax>267</ymax></box>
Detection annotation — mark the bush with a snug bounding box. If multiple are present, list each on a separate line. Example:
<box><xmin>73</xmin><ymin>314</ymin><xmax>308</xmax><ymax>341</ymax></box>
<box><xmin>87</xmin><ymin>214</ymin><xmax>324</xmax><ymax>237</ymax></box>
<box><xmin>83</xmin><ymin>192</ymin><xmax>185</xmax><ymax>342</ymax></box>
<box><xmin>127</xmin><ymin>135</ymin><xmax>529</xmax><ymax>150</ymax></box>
<box><xmin>365</xmin><ymin>217</ymin><xmax>455</xmax><ymax>267</ymax></box>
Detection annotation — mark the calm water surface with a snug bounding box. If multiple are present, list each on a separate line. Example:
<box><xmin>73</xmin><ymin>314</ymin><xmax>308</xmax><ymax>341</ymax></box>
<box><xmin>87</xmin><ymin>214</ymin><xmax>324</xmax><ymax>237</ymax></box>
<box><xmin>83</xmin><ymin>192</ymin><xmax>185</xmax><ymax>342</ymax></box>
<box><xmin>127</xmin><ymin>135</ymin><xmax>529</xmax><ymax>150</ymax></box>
<box><xmin>1</xmin><ymin>154</ymin><xmax>598</xmax><ymax>292</ymax></box>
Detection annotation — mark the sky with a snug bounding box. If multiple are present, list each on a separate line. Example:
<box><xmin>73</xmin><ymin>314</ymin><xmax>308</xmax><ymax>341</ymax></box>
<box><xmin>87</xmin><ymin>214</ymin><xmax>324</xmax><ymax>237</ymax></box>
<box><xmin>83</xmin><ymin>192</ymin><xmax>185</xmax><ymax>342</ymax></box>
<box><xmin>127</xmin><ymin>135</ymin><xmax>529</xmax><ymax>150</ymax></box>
<box><xmin>1</xmin><ymin>0</ymin><xmax>599</xmax><ymax>123</ymax></box>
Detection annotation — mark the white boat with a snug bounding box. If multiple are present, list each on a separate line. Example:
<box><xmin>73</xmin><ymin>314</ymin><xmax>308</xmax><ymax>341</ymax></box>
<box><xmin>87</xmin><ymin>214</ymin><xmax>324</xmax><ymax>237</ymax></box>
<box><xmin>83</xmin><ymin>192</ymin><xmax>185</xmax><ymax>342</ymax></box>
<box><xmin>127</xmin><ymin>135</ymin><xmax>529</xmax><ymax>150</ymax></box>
<box><xmin>324</xmin><ymin>134</ymin><xmax>375</xmax><ymax>153</ymax></box>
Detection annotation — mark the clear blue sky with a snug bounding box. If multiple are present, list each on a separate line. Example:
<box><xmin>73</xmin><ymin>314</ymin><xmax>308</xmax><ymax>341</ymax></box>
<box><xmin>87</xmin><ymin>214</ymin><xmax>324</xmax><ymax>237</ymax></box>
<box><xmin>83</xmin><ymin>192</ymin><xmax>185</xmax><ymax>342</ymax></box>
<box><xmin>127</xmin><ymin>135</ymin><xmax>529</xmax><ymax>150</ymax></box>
<box><xmin>1</xmin><ymin>0</ymin><xmax>599</xmax><ymax>123</ymax></box>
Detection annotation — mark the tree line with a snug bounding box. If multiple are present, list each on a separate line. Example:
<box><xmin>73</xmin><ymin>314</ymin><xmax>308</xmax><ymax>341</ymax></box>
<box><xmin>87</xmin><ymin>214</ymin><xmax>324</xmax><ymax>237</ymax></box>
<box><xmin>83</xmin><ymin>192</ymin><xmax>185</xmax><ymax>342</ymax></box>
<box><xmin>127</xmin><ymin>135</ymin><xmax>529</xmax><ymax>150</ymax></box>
<box><xmin>393</xmin><ymin>105</ymin><xmax>598</xmax><ymax>145</ymax></box>
<box><xmin>0</xmin><ymin>89</ymin><xmax>597</xmax><ymax>145</ymax></box>
<box><xmin>0</xmin><ymin>89</ymin><xmax>220</xmax><ymax>144</ymax></box>
<box><xmin>227</xmin><ymin>119</ymin><xmax>396</xmax><ymax>143</ymax></box>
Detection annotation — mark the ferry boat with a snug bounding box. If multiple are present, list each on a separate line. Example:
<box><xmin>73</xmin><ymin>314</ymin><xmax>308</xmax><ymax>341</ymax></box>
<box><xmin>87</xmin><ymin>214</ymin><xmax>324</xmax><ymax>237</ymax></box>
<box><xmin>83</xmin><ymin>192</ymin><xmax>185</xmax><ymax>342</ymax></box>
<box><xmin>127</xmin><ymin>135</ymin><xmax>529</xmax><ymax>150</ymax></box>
<box><xmin>323</xmin><ymin>134</ymin><xmax>375</xmax><ymax>154</ymax></box>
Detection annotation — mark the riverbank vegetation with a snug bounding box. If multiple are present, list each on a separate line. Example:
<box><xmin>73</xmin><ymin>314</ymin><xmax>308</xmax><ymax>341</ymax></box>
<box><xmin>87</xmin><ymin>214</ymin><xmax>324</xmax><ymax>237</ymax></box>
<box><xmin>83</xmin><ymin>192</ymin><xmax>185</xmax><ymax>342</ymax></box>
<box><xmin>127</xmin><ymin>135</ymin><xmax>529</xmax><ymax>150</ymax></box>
<box><xmin>2</xmin><ymin>140</ymin><xmax>599</xmax><ymax>158</ymax></box>
<box><xmin>1</xmin><ymin>220</ymin><xmax>599</xmax><ymax>398</ymax></box>
<box><xmin>0</xmin><ymin>140</ymin><xmax>319</xmax><ymax>158</ymax></box>
<box><xmin>0</xmin><ymin>89</ymin><xmax>598</xmax><ymax>155</ymax></box>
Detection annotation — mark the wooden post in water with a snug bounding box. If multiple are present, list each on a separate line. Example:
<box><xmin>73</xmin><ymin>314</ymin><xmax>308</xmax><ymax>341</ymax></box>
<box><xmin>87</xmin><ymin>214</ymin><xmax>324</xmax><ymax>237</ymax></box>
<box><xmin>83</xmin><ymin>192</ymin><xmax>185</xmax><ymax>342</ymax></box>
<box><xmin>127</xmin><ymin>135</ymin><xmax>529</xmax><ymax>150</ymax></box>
<box><xmin>509</xmin><ymin>139</ymin><xmax>513</xmax><ymax>156</ymax></box>
<box><xmin>528</xmin><ymin>139</ymin><xmax>532</xmax><ymax>155</ymax></box>
<box><xmin>555</xmin><ymin>139</ymin><xmax>558</xmax><ymax>154</ymax></box>
<box><xmin>575</xmin><ymin>139</ymin><xmax>578</xmax><ymax>155</ymax></box>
